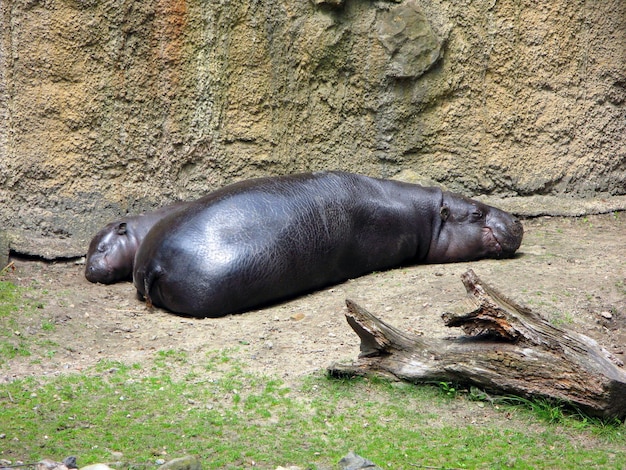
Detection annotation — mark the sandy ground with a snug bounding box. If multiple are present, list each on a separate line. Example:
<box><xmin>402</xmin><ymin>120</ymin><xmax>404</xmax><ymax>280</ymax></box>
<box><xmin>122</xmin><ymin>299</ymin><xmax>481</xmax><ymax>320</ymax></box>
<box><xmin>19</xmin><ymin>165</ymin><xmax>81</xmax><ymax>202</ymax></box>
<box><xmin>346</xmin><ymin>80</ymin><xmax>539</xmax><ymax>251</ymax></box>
<box><xmin>1</xmin><ymin>213</ymin><xmax>625</xmax><ymax>388</ymax></box>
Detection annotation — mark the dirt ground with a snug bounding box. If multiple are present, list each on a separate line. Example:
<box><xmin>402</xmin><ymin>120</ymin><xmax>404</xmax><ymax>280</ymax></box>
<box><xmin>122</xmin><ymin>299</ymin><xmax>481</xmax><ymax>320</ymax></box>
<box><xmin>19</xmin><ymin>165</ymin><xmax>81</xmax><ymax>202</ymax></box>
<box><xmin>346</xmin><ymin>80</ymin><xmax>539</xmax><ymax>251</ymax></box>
<box><xmin>1</xmin><ymin>213</ymin><xmax>625</xmax><ymax>389</ymax></box>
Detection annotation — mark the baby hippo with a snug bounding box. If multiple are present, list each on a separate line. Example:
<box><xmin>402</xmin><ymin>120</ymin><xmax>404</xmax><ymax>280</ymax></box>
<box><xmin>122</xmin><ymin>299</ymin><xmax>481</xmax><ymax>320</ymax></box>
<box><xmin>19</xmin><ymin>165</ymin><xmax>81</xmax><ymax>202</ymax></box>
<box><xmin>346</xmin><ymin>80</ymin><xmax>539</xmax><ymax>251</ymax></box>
<box><xmin>85</xmin><ymin>202</ymin><xmax>186</xmax><ymax>284</ymax></box>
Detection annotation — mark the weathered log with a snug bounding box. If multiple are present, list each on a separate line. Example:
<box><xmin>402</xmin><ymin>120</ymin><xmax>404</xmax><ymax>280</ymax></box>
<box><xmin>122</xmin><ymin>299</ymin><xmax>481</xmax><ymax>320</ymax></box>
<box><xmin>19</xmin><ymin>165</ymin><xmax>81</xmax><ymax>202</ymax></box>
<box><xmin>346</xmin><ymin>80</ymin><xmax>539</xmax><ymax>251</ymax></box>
<box><xmin>328</xmin><ymin>269</ymin><xmax>626</xmax><ymax>419</ymax></box>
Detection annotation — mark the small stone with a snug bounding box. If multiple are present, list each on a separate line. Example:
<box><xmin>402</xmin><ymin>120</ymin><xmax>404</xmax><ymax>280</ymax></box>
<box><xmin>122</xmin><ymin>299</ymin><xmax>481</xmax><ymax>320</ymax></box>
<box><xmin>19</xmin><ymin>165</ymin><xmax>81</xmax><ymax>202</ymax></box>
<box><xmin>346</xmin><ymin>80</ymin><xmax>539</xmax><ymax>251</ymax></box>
<box><xmin>338</xmin><ymin>451</ymin><xmax>382</xmax><ymax>470</ymax></box>
<box><xmin>79</xmin><ymin>465</ymin><xmax>115</xmax><ymax>470</ymax></box>
<box><xmin>157</xmin><ymin>456</ymin><xmax>202</xmax><ymax>470</ymax></box>
<box><xmin>36</xmin><ymin>460</ymin><xmax>69</xmax><ymax>470</ymax></box>
<box><xmin>601</xmin><ymin>311</ymin><xmax>613</xmax><ymax>320</ymax></box>
<box><xmin>62</xmin><ymin>456</ymin><xmax>78</xmax><ymax>469</ymax></box>
<box><xmin>311</xmin><ymin>0</ymin><xmax>344</xmax><ymax>7</ymax></box>
<box><xmin>290</xmin><ymin>312</ymin><xmax>305</xmax><ymax>321</ymax></box>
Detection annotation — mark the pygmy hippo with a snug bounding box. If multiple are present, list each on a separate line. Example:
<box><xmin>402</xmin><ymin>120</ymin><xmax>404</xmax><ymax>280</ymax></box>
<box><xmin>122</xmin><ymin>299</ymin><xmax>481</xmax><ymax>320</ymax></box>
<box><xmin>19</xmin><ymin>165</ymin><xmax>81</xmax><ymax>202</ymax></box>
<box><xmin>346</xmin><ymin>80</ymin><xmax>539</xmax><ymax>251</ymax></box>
<box><xmin>133</xmin><ymin>171</ymin><xmax>523</xmax><ymax>318</ymax></box>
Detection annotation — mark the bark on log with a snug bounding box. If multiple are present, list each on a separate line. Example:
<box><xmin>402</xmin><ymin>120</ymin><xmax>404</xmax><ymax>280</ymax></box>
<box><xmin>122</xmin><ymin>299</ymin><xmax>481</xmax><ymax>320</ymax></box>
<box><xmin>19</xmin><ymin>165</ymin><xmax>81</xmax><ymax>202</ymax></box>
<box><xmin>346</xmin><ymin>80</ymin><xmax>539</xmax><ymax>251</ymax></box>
<box><xmin>328</xmin><ymin>269</ymin><xmax>626</xmax><ymax>419</ymax></box>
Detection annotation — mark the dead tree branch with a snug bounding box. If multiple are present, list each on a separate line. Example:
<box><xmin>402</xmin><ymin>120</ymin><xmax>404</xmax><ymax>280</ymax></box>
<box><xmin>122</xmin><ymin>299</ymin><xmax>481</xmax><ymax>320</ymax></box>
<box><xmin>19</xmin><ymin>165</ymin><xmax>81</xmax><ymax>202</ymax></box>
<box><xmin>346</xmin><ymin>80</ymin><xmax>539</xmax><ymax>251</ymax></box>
<box><xmin>328</xmin><ymin>270</ymin><xmax>626</xmax><ymax>419</ymax></box>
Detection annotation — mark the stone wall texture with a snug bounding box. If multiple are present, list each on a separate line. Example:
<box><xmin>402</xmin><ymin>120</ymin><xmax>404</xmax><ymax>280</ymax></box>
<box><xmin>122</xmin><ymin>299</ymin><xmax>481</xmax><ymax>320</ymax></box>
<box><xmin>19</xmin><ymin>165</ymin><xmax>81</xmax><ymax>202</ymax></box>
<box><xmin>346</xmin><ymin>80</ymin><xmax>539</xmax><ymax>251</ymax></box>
<box><xmin>0</xmin><ymin>0</ymin><xmax>625</xmax><ymax>250</ymax></box>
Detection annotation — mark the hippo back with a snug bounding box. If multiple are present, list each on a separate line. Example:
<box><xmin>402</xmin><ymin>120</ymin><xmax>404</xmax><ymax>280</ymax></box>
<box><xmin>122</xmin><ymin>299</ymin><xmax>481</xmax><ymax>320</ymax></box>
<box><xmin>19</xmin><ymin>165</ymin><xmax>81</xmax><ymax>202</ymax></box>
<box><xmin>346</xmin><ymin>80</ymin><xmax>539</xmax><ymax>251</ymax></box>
<box><xmin>133</xmin><ymin>171</ymin><xmax>439</xmax><ymax>317</ymax></box>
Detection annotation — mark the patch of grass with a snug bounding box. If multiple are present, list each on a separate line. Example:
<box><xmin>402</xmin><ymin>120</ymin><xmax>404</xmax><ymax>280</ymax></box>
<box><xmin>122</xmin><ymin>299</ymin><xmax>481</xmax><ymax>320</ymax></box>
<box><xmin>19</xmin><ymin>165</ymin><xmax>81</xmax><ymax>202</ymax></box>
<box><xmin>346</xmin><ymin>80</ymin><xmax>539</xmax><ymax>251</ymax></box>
<box><xmin>0</xmin><ymin>270</ymin><xmax>61</xmax><ymax>366</ymax></box>
<box><xmin>580</xmin><ymin>216</ymin><xmax>594</xmax><ymax>228</ymax></box>
<box><xmin>438</xmin><ymin>381</ymin><xmax>459</xmax><ymax>398</ymax></box>
<box><xmin>2</xmin><ymin>356</ymin><xmax>626</xmax><ymax>469</ymax></box>
<box><xmin>551</xmin><ymin>310</ymin><xmax>574</xmax><ymax>326</ymax></box>
<box><xmin>0</xmin><ymin>337</ymin><xmax>31</xmax><ymax>362</ymax></box>
<box><xmin>0</xmin><ymin>279</ymin><xmax>21</xmax><ymax>317</ymax></box>
<box><xmin>41</xmin><ymin>319</ymin><xmax>56</xmax><ymax>332</ymax></box>
<box><xmin>498</xmin><ymin>395</ymin><xmax>567</xmax><ymax>424</ymax></box>
<box><xmin>464</xmin><ymin>389</ymin><xmax>625</xmax><ymax>441</ymax></box>
<box><xmin>153</xmin><ymin>349</ymin><xmax>189</xmax><ymax>369</ymax></box>
<box><xmin>0</xmin><ymin>280</ymin><xmax>32</xmax><ymax>363</ymax></box>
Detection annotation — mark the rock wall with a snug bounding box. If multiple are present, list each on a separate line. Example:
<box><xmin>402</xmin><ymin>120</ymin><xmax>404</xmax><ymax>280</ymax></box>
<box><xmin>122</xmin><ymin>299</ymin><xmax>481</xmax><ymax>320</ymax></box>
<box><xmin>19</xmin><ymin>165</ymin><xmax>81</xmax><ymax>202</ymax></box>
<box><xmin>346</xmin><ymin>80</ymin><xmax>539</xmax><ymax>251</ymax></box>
<box><xmin>0</xmin><ymin>0</ymin><xmax>624</xmax><ymax>250</ymax></box>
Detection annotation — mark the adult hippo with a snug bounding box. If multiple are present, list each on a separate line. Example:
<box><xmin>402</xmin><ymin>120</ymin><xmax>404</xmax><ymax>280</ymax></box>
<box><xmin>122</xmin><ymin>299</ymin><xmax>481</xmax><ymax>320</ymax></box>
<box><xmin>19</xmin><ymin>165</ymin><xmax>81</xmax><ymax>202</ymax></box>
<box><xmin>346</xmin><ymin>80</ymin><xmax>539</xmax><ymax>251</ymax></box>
<box><xmin>133</xmin><ymin>171</ymin><xmax>523</xmax><ymax>317</ymax></box>
<box><xmin>85</xmin><ymin>202</ymin><xmax>187</xmax><ymax>284</ymax></box>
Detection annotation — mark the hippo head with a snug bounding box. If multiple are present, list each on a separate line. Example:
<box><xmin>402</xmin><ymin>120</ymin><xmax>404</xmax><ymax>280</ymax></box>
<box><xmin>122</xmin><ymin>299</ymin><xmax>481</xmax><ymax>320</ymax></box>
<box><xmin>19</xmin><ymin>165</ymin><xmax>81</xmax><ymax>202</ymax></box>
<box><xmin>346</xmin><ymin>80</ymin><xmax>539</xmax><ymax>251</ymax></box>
<box><xmin>85</xmin><ymin>221</ymin><xmax>137</xmax><ymax>284</ymax></box>
<box><xmin>426</xmin><ymin>192</ymin><xmax>523</xmax><ymax>263</ymax></box>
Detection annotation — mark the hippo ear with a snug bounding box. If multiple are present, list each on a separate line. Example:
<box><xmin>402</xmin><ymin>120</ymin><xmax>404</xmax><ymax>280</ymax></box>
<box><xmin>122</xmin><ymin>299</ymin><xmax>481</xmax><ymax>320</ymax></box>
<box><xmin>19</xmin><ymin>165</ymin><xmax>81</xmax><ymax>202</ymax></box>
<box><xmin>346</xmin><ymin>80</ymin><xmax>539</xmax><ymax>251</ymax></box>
<box><xmin>440</xmin><ymin>205</ymin><xmax>450</xmax><ymax>221</ymax></box>
<box><xmin>117</xmin><ymin>222</ymin><xmax>128</xmax><ymax>235</ymax></box>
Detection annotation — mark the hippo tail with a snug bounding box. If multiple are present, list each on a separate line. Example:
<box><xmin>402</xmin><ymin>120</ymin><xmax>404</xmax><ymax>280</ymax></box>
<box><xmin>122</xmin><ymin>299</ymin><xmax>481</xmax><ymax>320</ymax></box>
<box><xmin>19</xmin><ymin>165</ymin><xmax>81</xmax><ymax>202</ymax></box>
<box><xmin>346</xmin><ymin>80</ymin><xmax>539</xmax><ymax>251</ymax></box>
<box><xmin>142</xmin><ymin>265</ymin><xmax>163</xmax><ymax>309</ymax></box>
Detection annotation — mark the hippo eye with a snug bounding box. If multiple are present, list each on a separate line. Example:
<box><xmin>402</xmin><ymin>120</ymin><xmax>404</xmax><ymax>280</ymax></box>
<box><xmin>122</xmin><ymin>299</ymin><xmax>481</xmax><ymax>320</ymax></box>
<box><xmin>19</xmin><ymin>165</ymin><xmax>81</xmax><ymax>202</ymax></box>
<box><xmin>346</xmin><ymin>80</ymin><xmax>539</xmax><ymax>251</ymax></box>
<box><xmin>470</xmin><ymin>209</ymin><xmax>484</xmax><ymax>221</ymax></box>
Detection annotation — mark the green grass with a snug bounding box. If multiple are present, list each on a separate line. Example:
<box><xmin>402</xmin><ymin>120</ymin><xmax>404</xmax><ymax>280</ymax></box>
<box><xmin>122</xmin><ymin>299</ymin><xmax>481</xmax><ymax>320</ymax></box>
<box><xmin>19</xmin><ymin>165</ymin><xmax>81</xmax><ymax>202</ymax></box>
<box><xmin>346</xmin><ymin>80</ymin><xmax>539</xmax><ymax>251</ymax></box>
<box><xmin>1</xmin><ymin>360</ymin><xmax>626</xmax><ymax>469</ymax></box>
<box><xmin>551</xmin><ymin>309</ymin><xmax>574</xmax><ymax>326</ymax></box>
<box><xmin>0</xmin><ymin>276</ymin><xmax>59</xmax><ymax>365</ymax></box>
<box><xmin>0</xmin><ymin>279</ymin><xmax>32</xmax><ymax>363</ymax></box>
